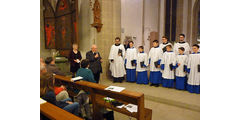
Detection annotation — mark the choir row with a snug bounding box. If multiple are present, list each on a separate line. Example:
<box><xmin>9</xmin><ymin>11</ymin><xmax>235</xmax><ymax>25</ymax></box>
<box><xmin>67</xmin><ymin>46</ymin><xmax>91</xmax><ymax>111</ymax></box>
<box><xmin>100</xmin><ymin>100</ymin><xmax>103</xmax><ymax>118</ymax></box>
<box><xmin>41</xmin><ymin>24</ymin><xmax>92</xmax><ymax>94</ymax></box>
<box><xmin>108</xmin><ymin>34</ymin><xmax>200</xmax><ymax>94</ymax></box>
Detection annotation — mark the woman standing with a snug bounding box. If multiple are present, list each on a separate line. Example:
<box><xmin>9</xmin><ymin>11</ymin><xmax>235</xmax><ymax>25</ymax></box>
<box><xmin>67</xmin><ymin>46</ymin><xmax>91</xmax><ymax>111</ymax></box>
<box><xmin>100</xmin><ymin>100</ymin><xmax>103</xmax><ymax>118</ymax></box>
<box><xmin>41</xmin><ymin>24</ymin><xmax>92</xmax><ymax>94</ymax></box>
<box><xmin>69</xmin><ymin>43</ymin><xmax>82</xmax><ymax>77</ymax></box>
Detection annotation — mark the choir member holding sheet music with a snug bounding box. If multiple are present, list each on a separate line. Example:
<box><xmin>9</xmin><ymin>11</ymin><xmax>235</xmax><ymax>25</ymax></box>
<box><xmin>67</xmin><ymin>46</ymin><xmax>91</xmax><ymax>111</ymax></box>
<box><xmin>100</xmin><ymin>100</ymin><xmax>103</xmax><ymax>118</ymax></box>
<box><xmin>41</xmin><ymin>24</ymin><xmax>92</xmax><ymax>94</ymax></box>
<box><xmin>175</xmin><ymin>47</ymin><xmax>188</xmax><ymax>90</ymax></box>
<box><xmin>161</xmin><ymin>45</ymin><xmax>177</xmax><ymax>88</ymax></box>
<box><xmin>148</xmin><ymin>40</ymin><xmax>162</xmax><ymax>87</ymax></box>
<box><xmin>186</xmin><ymin>44</ymin><xmax>200</xmax><ymax>94</ymax></box>
<box><xmin>136</xmin><ymin>46</ymin><xmax>149</xmax><ymax>84</ymax></box>
<box><xmin>125</xmin><ymin>41</ymin><xmax>137</xmax><ymax>82</ymax></box>
<box><xmin>109</xmin><ymin>37</ymin><xmax>126</xmax><ymax>83</ymax></box>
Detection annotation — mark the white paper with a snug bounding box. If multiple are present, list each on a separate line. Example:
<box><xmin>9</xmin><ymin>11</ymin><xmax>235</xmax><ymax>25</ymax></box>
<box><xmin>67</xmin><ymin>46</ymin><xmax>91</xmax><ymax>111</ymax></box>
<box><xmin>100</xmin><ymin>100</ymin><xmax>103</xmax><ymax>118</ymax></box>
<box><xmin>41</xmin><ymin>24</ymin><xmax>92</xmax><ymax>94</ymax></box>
<box><xmin>124</xmin><ymin>104</ymin><xmax>138</xmax><ymax>113</ymax></box>
<box><xmin>105</xmin><ymin>86</ymin><xmax>125</xmax><ymax>92</ymax></box>
<box><xmin>71</xmin><ymin>76</ymin><xmax>83</xmax><ymax>81</ymax></box>
<box><xmin>40</xmin><ymin>98</ymin><xmax>47</xmax><ymax>104</ymax></box>
<box><xmin>76</xmin><ymin>59</ymin><xmax>80</xmax><ymax>63</ymax></box>
<box><xmin>116</xmin><ymin>104</ymin><xmax>125</xmax><ymax>109</ymax></box>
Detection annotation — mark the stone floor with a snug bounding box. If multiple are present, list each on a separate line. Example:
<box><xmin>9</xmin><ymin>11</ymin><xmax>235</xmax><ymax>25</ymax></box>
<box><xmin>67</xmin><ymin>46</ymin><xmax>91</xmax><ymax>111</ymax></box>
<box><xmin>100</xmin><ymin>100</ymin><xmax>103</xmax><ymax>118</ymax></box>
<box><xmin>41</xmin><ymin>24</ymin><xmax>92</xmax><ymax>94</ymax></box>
<box><xmin>99</xmin><ymin>78</ymin><xmax>200</xmax><ymax>120</ymax></box>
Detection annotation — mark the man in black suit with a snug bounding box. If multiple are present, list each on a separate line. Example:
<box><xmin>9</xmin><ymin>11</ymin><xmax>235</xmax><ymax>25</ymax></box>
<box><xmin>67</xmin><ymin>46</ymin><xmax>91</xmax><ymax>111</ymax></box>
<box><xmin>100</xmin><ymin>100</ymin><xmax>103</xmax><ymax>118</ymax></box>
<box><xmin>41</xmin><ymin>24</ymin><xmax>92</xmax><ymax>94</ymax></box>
<box><xmin>86</xmin><ymin>45</ymin><xmax>103</xmax><ymax>83</ymax></box>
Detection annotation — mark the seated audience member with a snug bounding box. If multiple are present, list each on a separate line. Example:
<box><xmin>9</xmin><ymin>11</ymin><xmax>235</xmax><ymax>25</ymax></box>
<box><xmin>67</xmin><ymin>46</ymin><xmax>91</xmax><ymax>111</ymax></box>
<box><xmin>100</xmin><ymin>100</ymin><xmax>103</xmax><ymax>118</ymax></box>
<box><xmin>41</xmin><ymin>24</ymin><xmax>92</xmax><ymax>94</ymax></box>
<box><xmin>40</xmin><ymin>57</ymin><xmax>45</xmax><ymax>66</ymax></box>
<box><xmin>45</xmin><ymin>57</ymin><xmax>65</xmax><ymax>76</ymax></box>
<box><xmin>54</xmin><ymin>85</ymin><xmax>70</xmax><ymax>101</ymax></box>
<box><xmin>76</xmin><ymin>59</ymin><xmax>96</xmax><ymax>83</ymax></box>
<box><xmin>40</xmin><ymin>73</ymin><xmax>79</xmax><ymax>116</ymax></box>
<box><xmin>40</xmin><ymin>58</ymin><xmax>47</xmax><ymax>74</ymax></box>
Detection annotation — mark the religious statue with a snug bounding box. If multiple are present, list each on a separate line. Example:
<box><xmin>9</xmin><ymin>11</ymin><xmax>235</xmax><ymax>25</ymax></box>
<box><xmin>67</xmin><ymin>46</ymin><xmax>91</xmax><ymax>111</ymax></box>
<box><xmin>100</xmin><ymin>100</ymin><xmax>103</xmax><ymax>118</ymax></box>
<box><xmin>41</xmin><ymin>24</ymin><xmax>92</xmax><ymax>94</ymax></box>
<box><xmin>91</xmin><ymin>0</ymin><xmax>103</xmax><ymax>32</ymax></box>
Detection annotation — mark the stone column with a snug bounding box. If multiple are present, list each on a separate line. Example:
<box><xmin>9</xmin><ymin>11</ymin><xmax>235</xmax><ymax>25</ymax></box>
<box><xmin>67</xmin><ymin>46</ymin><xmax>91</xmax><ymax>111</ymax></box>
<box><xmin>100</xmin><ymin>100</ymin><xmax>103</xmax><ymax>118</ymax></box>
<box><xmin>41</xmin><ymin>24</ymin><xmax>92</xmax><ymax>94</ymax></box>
<box><xmin>96</xmin><ymin>0</ymin><xmax>121</xmax><ymax>80</ymax></box>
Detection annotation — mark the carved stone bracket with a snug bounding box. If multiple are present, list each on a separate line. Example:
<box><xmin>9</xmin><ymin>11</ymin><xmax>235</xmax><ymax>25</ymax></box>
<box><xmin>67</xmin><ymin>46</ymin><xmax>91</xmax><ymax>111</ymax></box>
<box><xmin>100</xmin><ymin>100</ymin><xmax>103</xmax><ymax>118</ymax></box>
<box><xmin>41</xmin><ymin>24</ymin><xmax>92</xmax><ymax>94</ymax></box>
<box><xmin>91</xmin><ymin>23</ymin><xmax>103</xmax><ymax>32</ymax></box>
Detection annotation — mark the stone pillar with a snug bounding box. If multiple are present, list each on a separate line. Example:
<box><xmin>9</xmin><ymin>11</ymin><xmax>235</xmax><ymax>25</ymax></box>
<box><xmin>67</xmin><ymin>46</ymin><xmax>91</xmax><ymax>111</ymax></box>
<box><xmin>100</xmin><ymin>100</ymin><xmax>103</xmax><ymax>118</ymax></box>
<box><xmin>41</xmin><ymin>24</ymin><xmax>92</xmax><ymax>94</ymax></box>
<box><xmin>175</xmin><ymin>0</ymin><xmax>184</xmax><ymax>42</ymax></box>
<box><xmin>96</xmin><ymin>0</ymin><xmax>121</xmax><ymax>80</ymax></box>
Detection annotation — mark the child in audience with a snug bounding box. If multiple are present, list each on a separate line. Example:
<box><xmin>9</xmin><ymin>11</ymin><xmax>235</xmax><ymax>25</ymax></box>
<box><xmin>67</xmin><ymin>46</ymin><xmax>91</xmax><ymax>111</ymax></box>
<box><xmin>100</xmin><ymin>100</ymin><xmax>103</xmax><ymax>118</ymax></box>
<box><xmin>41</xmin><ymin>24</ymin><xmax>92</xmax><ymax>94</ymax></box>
<box><xmin>186</xmin><ymin>44</ymin><xmax>200</xmax><ymax>94</ymax></box>
<box><xmin>148</xmin><ymin>40</ymin><xmax>162</xmax><ymax>87</ymax></box>
<box><xmin>175</xmin><ymin>47</ymin><xmax>188</xmax><ymax>90</ymax></box>
<box><xmin>161</xmin><ymin>45</ymin><xmax>176</xmax><ymax>88</ymax></box>
<box><xmin>40</xmin><ymin>73</ymin><xmax>79</xmax><ymax>116</ymax></box>
<box><xmin>136</xmin><ymin>46</ymin><xmax>149</xmax><ymax>84</ymax></box>
<box><xmin>125</xmin><ymin>41</ymin><xmax>137</xmax><ymax>82</ymax></box>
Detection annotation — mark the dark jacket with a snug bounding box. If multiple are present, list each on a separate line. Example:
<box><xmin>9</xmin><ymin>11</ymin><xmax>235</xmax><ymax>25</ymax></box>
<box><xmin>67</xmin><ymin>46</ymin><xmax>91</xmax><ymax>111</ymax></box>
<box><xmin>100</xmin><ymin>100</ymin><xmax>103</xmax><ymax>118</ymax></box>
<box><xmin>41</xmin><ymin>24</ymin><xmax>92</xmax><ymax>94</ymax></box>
<box><xmin>86</xmin><ymin>51</ymin><xmax>102</xmax><ymax>74</ymax></box>
<box><xmin>42</xmin><ymin>90</ymin><xmax>68</xmax><ymax>108</ymax></box>
<box><xmin>46</xmin><ymin>64</ymin><xmax>65</xmax><ymax>76</ymax></box>
<box><xmin>69</xmin><ymin>50</ymin><xmax>82</xmax><ymax>73</ymax></box>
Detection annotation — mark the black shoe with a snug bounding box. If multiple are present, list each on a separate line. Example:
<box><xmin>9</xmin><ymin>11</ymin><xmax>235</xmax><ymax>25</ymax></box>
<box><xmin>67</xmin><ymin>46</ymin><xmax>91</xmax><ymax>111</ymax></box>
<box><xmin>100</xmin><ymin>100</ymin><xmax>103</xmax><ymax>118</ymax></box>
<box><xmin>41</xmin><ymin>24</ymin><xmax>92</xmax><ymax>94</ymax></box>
<box><xmin>150</xmin><ymin>83</ymin><xmax>154</xmax><ymax>86</ymax></box>
<box><xmin>155</xmin><ymin>84</ymin><xmax>160</xmax><ymax>87</ymax></box>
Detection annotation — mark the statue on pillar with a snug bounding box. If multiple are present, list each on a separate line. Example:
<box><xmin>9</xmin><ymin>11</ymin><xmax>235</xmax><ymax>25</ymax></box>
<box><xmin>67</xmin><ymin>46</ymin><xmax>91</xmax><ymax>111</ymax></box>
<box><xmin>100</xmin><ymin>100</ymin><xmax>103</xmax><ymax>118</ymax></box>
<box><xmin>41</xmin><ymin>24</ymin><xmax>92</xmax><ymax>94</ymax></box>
<box><xmin>91</xmin><ymin>0</ymin><xmax>103</xmax><ymax>32</ymax></box>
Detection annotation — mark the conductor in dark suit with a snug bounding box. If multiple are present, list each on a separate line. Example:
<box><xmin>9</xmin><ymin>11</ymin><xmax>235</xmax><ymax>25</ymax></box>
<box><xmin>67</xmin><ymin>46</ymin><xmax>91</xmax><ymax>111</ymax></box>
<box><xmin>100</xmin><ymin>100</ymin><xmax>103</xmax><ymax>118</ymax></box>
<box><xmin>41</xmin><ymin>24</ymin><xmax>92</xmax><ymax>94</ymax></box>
<box><xmin>86</xmin><ymin>45</ymin><xmax>103</xmax><ymax>83</ymax></box>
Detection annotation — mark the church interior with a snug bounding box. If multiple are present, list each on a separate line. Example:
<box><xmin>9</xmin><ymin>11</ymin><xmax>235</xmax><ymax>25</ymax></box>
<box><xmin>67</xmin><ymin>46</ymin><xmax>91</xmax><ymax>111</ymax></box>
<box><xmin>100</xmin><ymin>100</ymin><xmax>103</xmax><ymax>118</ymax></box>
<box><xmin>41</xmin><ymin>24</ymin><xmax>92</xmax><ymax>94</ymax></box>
<box><xmin>40</xmin><ymin>0</ymin><xmax>200</xmax><ymax>120</ymax></box>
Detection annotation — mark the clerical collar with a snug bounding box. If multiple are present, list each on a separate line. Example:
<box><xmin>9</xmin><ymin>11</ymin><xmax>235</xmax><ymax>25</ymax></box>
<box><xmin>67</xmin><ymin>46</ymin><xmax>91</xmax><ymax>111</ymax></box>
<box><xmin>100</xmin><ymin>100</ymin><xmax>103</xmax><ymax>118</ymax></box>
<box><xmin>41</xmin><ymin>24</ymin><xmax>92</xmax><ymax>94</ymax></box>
<box><xmin>154</xmin><ymin>46</ymin><xmax>159</xmax><ymax>48</ymax></box>
<box><xmin>140</xmin><ymin>51</ymin><xmax>144</xmax><ymax>53</ymax></box>
<box><xmin>192</xmin><ymin>52</ymin><xmax>200</xmax><ymax>54</ymax></box>
<box><xmin>129</xmin><ymin>47</ymin><xmax>134</xmax><ymax>49</ymax></box>
<box><xmin>178</xmin><ymin>41</ymin><xmax>185</xmax><ymax>44</ymax></box>
<box><xmin>179</xmin><ymin>54</ymin><xmax>185</xmax><ymax>55</ymax></box>
<box><xmin>115</xmin><ymin>44</ymin><xmax>120</xmax><ymax>46</ymax></box>
<box><xmin>163</xmin><ymin>42</ymin><xmax>169</xmax><ymax>45</ymax></box>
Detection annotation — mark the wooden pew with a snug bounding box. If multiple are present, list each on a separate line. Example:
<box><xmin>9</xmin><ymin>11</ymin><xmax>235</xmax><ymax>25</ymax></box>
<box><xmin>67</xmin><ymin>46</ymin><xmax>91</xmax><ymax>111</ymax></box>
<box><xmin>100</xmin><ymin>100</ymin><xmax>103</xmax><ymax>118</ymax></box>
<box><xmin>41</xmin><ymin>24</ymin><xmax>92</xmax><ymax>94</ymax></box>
<box><xmin>40</xmin><ymin>102</ymin><xmax>83</xmax><ymax>120</ymax></box>
<box><xmin>54</xmin><ymin>75</ymin><xmax>152</xmax><ymax>120</ymax></box>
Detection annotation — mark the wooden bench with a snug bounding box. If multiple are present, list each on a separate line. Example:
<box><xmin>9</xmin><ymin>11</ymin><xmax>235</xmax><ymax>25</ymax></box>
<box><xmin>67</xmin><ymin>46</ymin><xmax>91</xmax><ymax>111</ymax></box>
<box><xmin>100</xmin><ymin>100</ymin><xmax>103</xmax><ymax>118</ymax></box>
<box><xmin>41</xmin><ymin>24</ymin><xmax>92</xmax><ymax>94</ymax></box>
<box><xmin>54</xmin><ymin>75</ymin><xmax>152</xmax><ymax>120</ymax></box>
<box><xmin>40</xmin><ymin>102</ymin><xmax>83</xmax><ymax>120</ymax></box>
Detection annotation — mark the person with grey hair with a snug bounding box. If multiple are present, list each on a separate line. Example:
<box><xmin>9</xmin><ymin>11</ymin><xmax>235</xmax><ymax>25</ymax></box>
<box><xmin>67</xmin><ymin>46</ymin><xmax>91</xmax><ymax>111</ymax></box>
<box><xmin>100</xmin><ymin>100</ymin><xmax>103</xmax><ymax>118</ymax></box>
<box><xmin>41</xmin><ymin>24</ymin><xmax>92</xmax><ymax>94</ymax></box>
<box><xmin>86</xmin><ymin>44</ymin><xmax>102</xmax><ymax>83</ymax></box>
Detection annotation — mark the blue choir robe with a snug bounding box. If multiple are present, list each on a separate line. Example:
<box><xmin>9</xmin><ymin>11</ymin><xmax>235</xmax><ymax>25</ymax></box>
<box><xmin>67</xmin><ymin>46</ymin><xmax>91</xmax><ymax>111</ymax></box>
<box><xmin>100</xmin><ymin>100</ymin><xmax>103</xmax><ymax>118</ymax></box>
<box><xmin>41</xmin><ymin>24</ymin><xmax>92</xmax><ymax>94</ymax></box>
<box><xmin>161</xmin><ymin>51</ymin><xmax>176</xmax><ymax>88</ymax></box>
<box><xmin>186</xmin><ymin>52</ymin><xmax>200</xmax><ymax>94</ymax></box>
<box><xmin>175</xmin><ymin>54</ymin><xmax>188</xmax><ymax>90</ymax></box>
<box><xmin>148</xmin><ymin>46</ymin><xmax>162</xmax><ymax>84</ymax></box>
<box><xmin>125</xmin><ymin>47</ymin><xmax>137</xmax><ymax>82</ymax></box>
<box><xmin>136</xmin><ymin>52</ymin><xmax>149</xmax><ymax>84</ymax></box>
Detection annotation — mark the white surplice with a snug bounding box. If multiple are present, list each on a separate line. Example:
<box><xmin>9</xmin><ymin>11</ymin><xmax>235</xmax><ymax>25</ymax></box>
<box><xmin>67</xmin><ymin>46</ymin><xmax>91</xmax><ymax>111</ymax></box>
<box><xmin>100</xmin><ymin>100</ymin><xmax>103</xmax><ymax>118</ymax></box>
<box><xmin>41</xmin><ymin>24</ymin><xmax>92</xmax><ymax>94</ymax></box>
<box><xmin>136</xmin><ymin>52</ymin><xmax>148</xmax><ymax>72</ymax></box>
<box><xmin>161</xmin><ymin>51</ymin><xmax>176</xmax><ymax>79</ymax></box>
<box><xmin>125</xmin><ymin>47</ymin><xmax>137</xmax><ymax>69</ymax></box>
<box><xmin>187</xmin><ymin>53</ymin><xmax>200</xmax><ymax>85</ymax></box>
<box><xmin>148</xmin><ymin>47</ymin><xmax>162</xmax><ymax>72</ymax></box>
<box><xmin>173</xmin><ymin>42</ymin><xmax>190</xmax><ymax>56</ymax></box>
<box><xmin>108</xmin><ymin>44</ymin><xmax>126</xmax><ymax>77</ymax></box>
<box><xmin>176</xmin><ymin>54</ymin><xmax>188</xmax><ymax>77</ymax></box>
